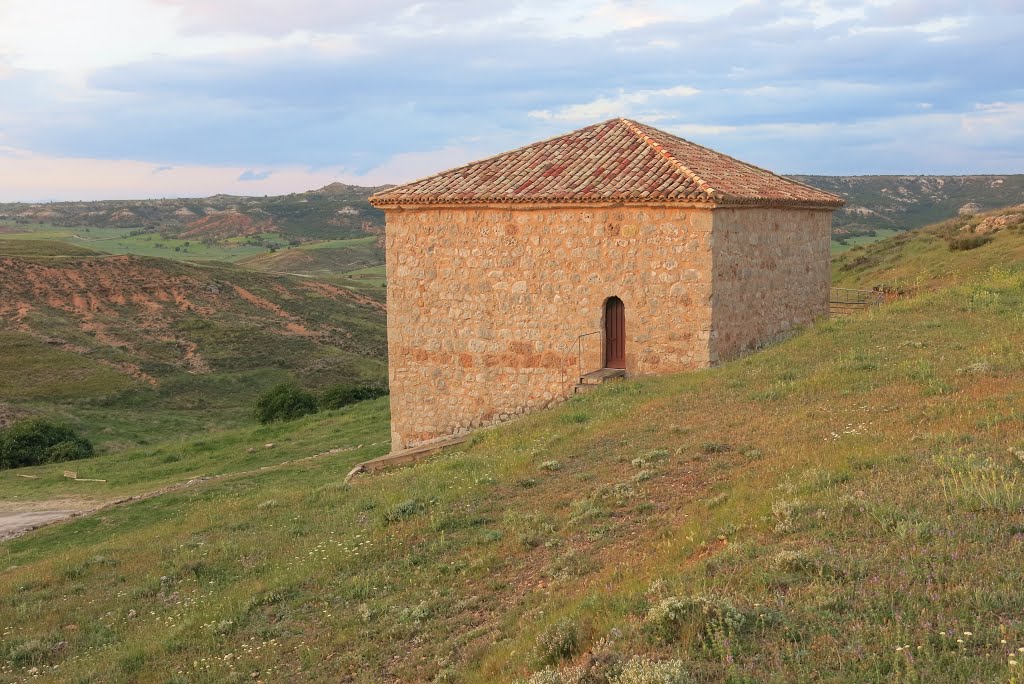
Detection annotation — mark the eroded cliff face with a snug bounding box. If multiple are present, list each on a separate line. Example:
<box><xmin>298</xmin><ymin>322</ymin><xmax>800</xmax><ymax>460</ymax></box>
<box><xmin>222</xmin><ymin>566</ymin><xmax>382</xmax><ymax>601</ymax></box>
<box><xmin>0</xmin><ymin>254</ymin><xmax>385</xmax><ymax>383</ymax></box>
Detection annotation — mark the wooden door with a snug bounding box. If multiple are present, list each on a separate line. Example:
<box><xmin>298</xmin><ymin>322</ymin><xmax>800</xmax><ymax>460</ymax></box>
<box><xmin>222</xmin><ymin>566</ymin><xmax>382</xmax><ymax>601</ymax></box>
<box><xmin>604</xmin><ymin>296</ymin><xmax>625</xmax><ymax>369</ymax></box>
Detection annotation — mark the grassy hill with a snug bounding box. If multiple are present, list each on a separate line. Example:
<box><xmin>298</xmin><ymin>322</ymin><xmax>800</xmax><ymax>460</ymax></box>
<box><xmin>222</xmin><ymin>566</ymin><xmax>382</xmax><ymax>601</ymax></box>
<box><xmin>833</xmin><ymin>206</ymin><xmax>1024</xmax><ymax>291</ymax></box>
<box><xmin>238</xmin><ymin>236</ymin><xmax>385</xmax><ymax>278</ymax></box>
<box><xmin>0</xmin><ymin>239</ymin><xmax>101</xmax><ymax>257</ymax></box>
<box><xmin>2</xmin><ymin>218</ymin><xmax>1024</xmax><ymax>682</ymax></box>
<box><xmin>795</xmin><ymin>174</ymin><xmax>1024</xmax><ymax>247</ymax></box>
<box><xmin>0</xmin><ymin>251</ymin><xmax>386</xmax><ymax>451</ymax></box>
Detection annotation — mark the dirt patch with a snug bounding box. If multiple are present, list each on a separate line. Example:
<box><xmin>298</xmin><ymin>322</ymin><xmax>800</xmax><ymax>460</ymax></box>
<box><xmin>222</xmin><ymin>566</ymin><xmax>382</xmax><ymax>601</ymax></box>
<box><xmin>180</xmin><ymin>212</ymin><xmax>273</xmax><ymax>240</ymax></box>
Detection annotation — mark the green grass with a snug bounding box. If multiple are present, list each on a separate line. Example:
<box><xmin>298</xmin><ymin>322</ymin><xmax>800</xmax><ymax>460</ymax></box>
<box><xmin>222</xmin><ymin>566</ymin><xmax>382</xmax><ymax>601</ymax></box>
<box><xmin>0</xmin><ymin>332</ymin><xmax>134</xmax><ymax>401</ymax></box>
<box><xmin>0</xmin><ymin>398</ymin><xmax>390</xmax><ymax>511</ymax></box>
<box><xmin>0</xmin><ymin>239</ymin><xmax>101</xmax><ymax>257</ymax></box>
<box><xmin>833</xmin><ymin>207</ymin><xmax>1024</xmax><ymax>291</ymax></box>
<box><xmin>830</xmin><ymin>227</ymin><xmax>899</xmax><ymax>253</ymax></box>
<box><xmin>2</xmin><ymin>225</ymin><xmax>304</xmax><ymax>263</ymax></box>
<box><xmin>331</xmin><ymin>264</ymin><xmax>388</xmax><ymax>297</ymax></box>
<box><xmin>2</xmin><ymin>250</ymin><xmax>1024</xmax><ymax>681</ymax></box>
<box><xmin>239</xmin><ymin>236</ymin><xmax>384</xmax><ymax>276</ymax></box>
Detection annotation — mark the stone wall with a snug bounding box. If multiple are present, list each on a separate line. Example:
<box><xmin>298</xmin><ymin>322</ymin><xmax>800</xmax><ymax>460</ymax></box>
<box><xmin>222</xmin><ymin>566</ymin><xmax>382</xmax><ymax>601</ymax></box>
<box><xmin>710</xmin><ymin>207</ymin><xmax>832</xmax><ymax>362</ymax></box>
<box><xmin>384</xmin><ymin>204</ymin><xmax>715</xmax><ymax>450</ymax></box>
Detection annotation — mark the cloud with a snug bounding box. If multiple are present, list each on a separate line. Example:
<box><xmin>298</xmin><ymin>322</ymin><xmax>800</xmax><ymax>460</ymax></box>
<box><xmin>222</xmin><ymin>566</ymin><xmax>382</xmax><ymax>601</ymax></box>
<box><xmin>238</xmin><ymin>169</ymin><xmax>272</xmax><ymax>181</ymax></box>
<box><xmin>2</xmin><ymin>0</ymin><xmax>1024</xmax><ymax>199</ymax></box>
<box><xmin>529</xmin><ymin>85</ymin><xmax>700</xmax><ymax>122</ymax></box>
<box><xmin>150</xmin><ymin>0</ymin><xmax>719</xmax><ymax>41</ymax></box>
<box><xmin>0</xmin><ymin>146</ymin><xmax>480</xmax><ymax>202</ymax></box>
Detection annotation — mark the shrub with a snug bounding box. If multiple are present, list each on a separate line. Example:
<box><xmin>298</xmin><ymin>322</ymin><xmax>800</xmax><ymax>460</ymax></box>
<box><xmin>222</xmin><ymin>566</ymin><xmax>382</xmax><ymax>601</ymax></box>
<box><xmin>612</xmin><ymin>657</ymin><xmax>691</xmax><ymax>684</ymax></box>
<box><xmin>253</xmin><ymin>383</ymin><xmax>318</xmax><ymax>424</ymax></box>
<box><xmin>645</xmin><ymin>594</ymin><xmax>747</xmax><ymax>643</ymax></box>
<box><xmin>534</xmin><ymin>618</ymin><xmax>580</xmax><ymax>666</ymax></box>
<box><xmin>383</xmin><ymin>499</ymin><xmax>422</xmax><ymax>524</ymax></box>
<box><xmin>0</xmin><ymin>419</ymin><xmax>94</xmax><ymax>470</ymax></box>
<box><xmin>319</xmin><ymin>382</ymin><xmax>388</xmax><ymax>410</ymax></box>
<box><xmin>948</xmin><ymin>235</ymin><xmax>993</xmax><ymax>251</ymax></box>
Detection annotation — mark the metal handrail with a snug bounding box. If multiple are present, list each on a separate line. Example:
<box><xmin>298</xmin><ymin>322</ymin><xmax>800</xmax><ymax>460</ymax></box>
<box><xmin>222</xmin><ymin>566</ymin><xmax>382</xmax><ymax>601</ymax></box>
<box><xmin>560</xmin><ymin>330</ymin><xmax>602</xmax><ymax>389</ymax></box>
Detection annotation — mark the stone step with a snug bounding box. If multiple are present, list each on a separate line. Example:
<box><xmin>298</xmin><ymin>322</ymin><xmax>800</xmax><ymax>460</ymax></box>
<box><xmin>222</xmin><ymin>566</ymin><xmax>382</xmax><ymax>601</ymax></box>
<box><xmin>579</xmin><ymin>368</ymin><xmax>627</xmax><ymax>385</ymax></box>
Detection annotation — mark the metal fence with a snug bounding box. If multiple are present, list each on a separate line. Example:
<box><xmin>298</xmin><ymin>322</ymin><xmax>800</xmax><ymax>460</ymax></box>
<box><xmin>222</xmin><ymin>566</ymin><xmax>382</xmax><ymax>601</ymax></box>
<box><xmin>830</xmin><ymin>287</ymin><xmax>885</xmax><ymax>316</ymax></box>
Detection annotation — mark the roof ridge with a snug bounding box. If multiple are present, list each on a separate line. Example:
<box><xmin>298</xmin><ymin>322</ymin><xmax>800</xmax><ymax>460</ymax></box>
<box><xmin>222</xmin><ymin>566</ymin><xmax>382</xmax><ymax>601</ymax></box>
<box><xmin>618</xmin><ymin>118</ymin><xmax>718</xmax><ymax>200</ymax></box>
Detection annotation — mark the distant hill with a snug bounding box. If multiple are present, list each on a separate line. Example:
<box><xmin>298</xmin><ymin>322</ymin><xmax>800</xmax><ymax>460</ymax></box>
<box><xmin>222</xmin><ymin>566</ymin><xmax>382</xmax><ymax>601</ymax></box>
<box><xmin>794</xmin><ymin>174</ymin><xmax>1024</xmax><ymax>243</ymax></box>
<box><xmin>3</xmin><ymin>176</ymin><xmax>1021</xmax><ymax>258</ymax></box>
<box><xmin>0</xmin><ymin>183</ymin><xmax>388</xmax><ymax>242</ymax></box>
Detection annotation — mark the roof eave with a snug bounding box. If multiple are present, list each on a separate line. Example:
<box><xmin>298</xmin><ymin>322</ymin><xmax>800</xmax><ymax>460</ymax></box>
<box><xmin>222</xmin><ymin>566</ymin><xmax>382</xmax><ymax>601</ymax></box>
<box><xmin>368</xmin><ymin>196</ymin><xmax>844</xmax><ymax>210</ymax></box>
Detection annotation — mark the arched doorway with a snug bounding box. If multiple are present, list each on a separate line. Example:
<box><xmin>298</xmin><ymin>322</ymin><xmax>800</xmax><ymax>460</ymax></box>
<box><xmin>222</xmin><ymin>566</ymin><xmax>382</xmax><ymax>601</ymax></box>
<box><xmin>604</xmin><ymin>296</ymin><xmax>625</xmax><ymax>369</ymax></box>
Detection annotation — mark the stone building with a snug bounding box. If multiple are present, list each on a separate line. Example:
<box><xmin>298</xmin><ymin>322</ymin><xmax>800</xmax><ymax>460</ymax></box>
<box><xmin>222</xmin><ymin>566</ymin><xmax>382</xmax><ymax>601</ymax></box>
<box><xmin>369</xmin><ymin>118</ymin><xmax>843</xmax><ymax>451</ymax></box>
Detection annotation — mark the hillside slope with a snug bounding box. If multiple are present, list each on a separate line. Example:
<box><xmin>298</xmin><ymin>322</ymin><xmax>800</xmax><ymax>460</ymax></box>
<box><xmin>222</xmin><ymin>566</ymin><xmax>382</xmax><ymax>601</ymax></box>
<box><xmin>0</xmin><ymin>253</ymin><xmax>386</xmax><ymax>448</ymax></box>
<box><xmin>2</xmin><ymin>224</ymin><xmax>1023</xmax><ymax>682</ymax></box>
<box><xmin>795</xmin><ymin>174</ymin><xmax>1024</xmax><ymax>239</ymax></box>
<box><xmin>238</xmin><ymin>235</ymin><xmax>385</xmax><ymax>278</ymax></box>
<box><xmin>833</xmin><ymin>205</ymin><xmax>1024</xmax><ymax>290</ymax></box>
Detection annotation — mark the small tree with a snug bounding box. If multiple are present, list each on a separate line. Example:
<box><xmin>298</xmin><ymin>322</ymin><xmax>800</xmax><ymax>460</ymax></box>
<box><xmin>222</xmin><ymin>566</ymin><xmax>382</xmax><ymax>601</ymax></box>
<box><xmin>0</xmin><ymin>419</ymin><xmax>94</xmax><ymax>470</ymax></box>
<box><xmin>319</xmin><ymin>382</ymin><xmax>389</xmax><ymax>411</ymax></box>
<box><xmin>254</xmin><ymin>383</ymin><xmax>318</xmax><ymax>424</ymax></box>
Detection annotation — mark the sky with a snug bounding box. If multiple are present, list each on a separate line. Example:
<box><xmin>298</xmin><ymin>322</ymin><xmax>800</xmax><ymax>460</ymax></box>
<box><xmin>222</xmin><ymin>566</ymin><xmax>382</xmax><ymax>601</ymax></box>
<box><xmin>0</xmin><ymin>0</ymin><xmax>1022</xmax><ymax>201</ymax></box>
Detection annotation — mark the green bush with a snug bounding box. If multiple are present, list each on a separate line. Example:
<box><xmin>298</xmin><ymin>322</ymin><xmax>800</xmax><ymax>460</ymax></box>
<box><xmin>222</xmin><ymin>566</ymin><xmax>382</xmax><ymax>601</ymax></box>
<box><xmin>253</xmin><ymin>383</ymin><xmax>318</xmax><ymax>424</ymax></box>
<box><xmin>0</xmin><ymin>419</ymin><xmax>94</xmax><ymax>470</ymax></box>
<box><xmin>948</xmin><ymin>235</ymin><xmax>993</xmax><ymax>251</ymax></box>
<box><xmin>319</xmin><ymin>382</ymin><xmax>388</xmax><ymax>410</ymax></box>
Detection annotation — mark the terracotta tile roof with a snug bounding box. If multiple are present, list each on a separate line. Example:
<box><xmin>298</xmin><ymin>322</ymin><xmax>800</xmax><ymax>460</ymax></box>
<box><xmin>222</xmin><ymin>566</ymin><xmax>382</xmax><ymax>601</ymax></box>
<box><xmin>369</xmin><ymin>118</ymin><xmax>844</xmax><ymax>209</ymax></box>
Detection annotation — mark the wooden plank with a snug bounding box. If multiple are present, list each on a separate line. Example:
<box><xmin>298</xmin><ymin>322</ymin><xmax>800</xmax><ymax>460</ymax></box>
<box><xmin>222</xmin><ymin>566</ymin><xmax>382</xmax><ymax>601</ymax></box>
<box><xmin>345</xmin><ymin>434</ymin><xmax>471</xmax><ymax>482</ymax></box>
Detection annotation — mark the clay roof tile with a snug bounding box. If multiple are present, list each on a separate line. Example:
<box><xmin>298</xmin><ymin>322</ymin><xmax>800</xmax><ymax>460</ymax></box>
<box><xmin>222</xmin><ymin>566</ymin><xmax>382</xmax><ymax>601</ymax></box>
<box><xmin>370</xmin><ymin>118</ymin><xmax>843</xmax><ymax>209</ymax></box>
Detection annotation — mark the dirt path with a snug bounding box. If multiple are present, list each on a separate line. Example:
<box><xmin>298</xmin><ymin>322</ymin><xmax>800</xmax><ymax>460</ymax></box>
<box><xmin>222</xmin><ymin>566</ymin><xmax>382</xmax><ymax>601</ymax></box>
<box><xmin>0</xmin><ymin>511</ymin><xmax>81</xmax><ymax>538</ymax></box>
